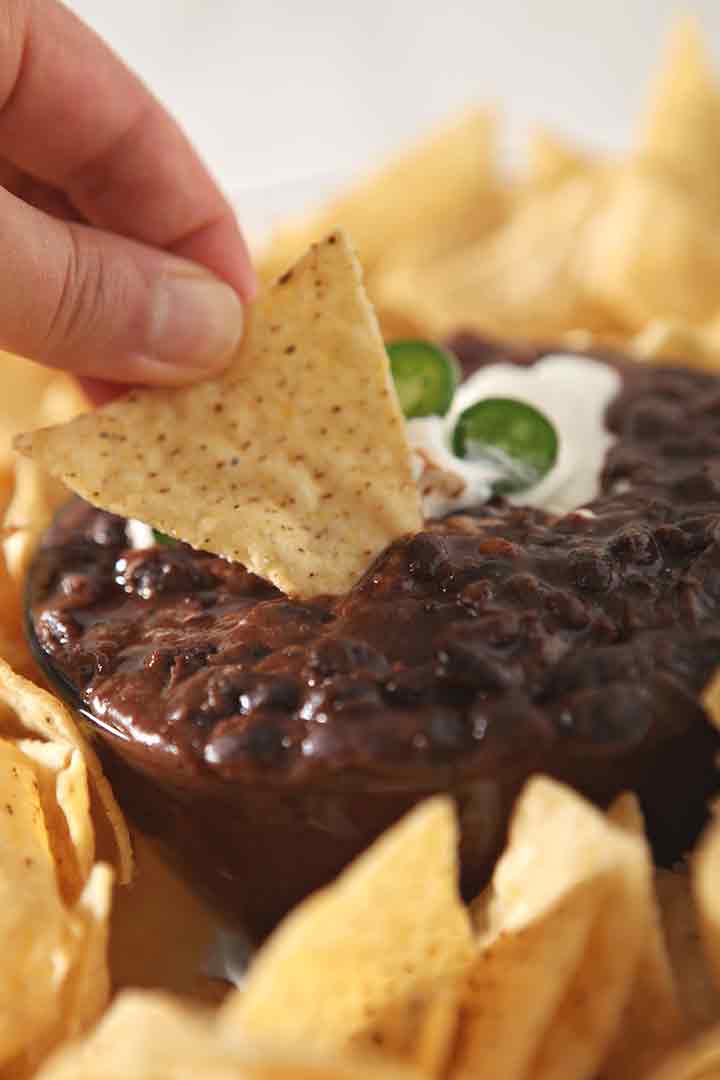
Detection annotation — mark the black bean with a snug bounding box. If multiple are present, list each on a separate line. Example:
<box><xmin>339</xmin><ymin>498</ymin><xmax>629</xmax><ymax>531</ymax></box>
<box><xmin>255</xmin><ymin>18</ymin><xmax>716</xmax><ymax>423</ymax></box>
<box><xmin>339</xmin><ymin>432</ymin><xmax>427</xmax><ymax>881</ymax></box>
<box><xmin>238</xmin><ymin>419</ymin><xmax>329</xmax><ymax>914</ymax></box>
<box><xmin>436</xmin><ymin>631</ymin><xmax>515</xmax><ymax>691</ymax></box>
<box><xmin>555</xmin><ymin>684</ymin><xmax>653</xmax><ymax>749</ymax></box>
<box><xmin>609</xmin><ymin>525</ymin><xmax>661</xmax><ymax>567</ymax></box>
<box><xmin>116</xmin><ymin>550</ymin><xmax>216</xmax><ymax>598</ymax></box>
<box><xmin>568</xmin><ymin>546</ymin><xmax>616</xmax><ymax>593</ymax></box>
<box><xmin>406</xmin><ymin>533</ymin><xmax>453</xmax><ymax>583</ymax></box>
<box><xmin>205</xmin><ymin>719</ymin><xmax>287</xmax><ymax>768</ymax></box>
<box><xmin>302</xmin><ymin>677</ymin><xmax>383</xmax><ymax>714</ymax></box>
<box><xmin>383</xmin><ymin>666</ymin><xmax>435</xmax><ymax>705</ymax></box>
<box><xmin>35</xmin><ymin>608</ymin><xmax>82</xmax><ymax>649</ymax></box>
<box><xmin>307</xmin><ymin>638</ymin><xmax>390</xmax><ymax>679</ymax></box>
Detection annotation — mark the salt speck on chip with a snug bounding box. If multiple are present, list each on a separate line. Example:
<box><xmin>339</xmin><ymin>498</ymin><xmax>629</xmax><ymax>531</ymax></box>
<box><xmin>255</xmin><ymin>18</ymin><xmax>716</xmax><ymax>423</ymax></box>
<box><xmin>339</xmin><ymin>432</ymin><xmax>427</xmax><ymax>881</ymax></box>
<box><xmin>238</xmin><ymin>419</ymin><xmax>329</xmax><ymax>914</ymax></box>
<box><xmin>16</xmin><ymin>231</ymin><xmax>421</xmax><ymax>597</ymax></box>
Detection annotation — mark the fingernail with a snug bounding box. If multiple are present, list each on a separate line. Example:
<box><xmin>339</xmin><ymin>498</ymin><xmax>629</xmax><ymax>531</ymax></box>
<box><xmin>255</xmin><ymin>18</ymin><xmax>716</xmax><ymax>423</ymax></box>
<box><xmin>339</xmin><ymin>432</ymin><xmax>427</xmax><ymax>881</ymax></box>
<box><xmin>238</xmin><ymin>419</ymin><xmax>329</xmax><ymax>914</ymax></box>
<box><xmin>148</xmin><ymin>271</ymin><xmax>245</xmax><ymax>373</ymax></box>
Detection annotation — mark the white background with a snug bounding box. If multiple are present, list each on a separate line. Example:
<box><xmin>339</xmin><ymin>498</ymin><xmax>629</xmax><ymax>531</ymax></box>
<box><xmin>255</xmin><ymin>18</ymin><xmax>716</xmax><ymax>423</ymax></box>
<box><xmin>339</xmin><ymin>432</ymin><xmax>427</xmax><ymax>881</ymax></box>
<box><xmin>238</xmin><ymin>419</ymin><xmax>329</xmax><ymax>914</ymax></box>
<box><xmin>65</xmin><ymin>1</ymin><xmax>720</xmax><ymax>232</ymax></box>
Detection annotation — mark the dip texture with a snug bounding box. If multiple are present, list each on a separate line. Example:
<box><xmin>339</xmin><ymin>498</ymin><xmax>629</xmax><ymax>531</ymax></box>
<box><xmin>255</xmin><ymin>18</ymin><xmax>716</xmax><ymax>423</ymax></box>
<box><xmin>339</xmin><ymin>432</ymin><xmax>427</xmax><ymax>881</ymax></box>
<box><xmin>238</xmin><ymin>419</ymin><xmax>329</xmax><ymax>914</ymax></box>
<box><xmin>28</xmin><ymin>341</ymin><xmax>720</xmax><ymax>935</ymax></box>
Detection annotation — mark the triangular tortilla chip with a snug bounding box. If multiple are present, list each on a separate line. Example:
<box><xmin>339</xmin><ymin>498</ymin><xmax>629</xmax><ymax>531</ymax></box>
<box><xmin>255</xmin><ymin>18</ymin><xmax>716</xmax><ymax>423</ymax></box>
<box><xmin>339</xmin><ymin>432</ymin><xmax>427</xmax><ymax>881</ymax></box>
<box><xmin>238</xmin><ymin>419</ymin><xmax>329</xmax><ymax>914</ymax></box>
<box><xmin>374</xmin><ymin>173</ymin><xmax>617</xmax><ymax>342</ymax></box>
<box><xmin>603</xmin><ymin>794</ymin><xmax>686</xmax><ymax>1078</ymax></box>
<box><xmin>18</xmin><ymin>232</ymin><xmax>421</xmax><ymax>597</ymax></box>
<box><xmin>638</xmin><ymin>15</ymin><xmax>720</xmax><ymax>216</ymax></box>
<box><xmin>350</xmin><ymin>982</ymin><xmax>460</xmax><ymax>1079</ymax></box>
<box><xmin>259</xmin><ymin>110</ymin><xmax>505</xmax><ymax>285</ymax></box>
<box><xmin>581</xmin><ymin>161</ymin><xmax>720</xmax><ymax>331</ymax></box>
<box><xmin>449</xmin><ymin>778</ymin><xmax>651</xmax><ymax>1080</ymax></box>
<box><xmin>221</xmin><ymin>798</ymin><xmax>472</xmax><ymax>1050</ymax></box>
<box><xmin>524</xmin><ymin>127</ymin><xmax>598</xmax><ymax>192</ymax></box>
<box><xmin>693</xmin><ymin>811</ymin><xmax>720</xmax><ymax>999</ymax></box>
<box><xmin>644</xmin><ymin>1024</ymin><xmax>720</xmax><ymax>1080</ymax></box>
<box><xmin>37</xmin><ymin>989</ymin><xmax>424</xmax><ymax>1080</ymax></box>
<box><xmin>0</xmin><ymin>658</ymin><xmax>132</xmax><ymax>886</ymax></box>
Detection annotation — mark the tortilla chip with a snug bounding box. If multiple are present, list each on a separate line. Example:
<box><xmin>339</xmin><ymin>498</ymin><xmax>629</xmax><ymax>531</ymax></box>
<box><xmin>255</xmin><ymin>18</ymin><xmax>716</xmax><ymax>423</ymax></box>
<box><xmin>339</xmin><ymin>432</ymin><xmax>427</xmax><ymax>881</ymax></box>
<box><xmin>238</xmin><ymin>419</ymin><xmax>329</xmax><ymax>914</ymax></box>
<box><xmin>375</xmin><ymin>172</ymin><xmax>617</xmax><ymax>342</ymax></box>
<box><xmin>656</xmin><ymin>864</ymin><xmax>720</xmax><ymax>1038</ymax></box>
<box><xmin>57</xmin><ymin>863</ymin><xmax>113</xmax><ymax>1045</ymax></box>
<box><xmin>221</xmin><ymin>798</ymin><xmax>472</xmax><ymax>1050</ymax></box>
<box><xmin>693</xmin><ymin>814</ymin><xmax>720</xmax><ymax>999</ymax></box>
<box><xmin>630</xmin><ymin>319</ymin><xmax>720</xmax><ymax>373</ymax></box>
<box><xmin>581</xmin><ymin>162</ymin><xmax>720</xmax><ymax>331</ymax></box>
<box><xmin>350</xmin><ymin>983</ymin><xmax>460</xmax><ymax>1078</ymax></box>
<box><xmin>37</xmin><ymin>989</ymin><xmax>424</xmax><ymax>1080</ymax></box>
<box><xmin>17</xmin><ymin>739</ymin><xmax>94</xmax><ymax>904</ymax></box>
<box><xmin>259</xmin><ymin>110</ymin><xmax>506</xmax><ymax>285</ymax></box>
<box><xmin>0</xmin><ymin>739</ymin><xmax>65</xmax><ymax>1068</ymax></box>
<box><xmin>18</xmin><ymin>232</ymin><xmax>421</xmax><ymax>598</ymax></box>
<box><xmin>3</xmin><ymin>456</ymin><xmax>72</xmax><ymax>594</ymax></box>
<box><xmin>0</xmin><ymin>538</ymin><xmax>34</xmax><ymax>678</ymax></box>
<box><xmin>0</xmin><ymin>355</ymin><xmax>59</xmax><ymax>486</ymax></box>
<box><xmin>603</xmin><ymin>794</ymin><xmax>685</xmax><ymax>1078</ymax></box>
<box><xmin>0</xmin><ymin>358</ymin><xmax>85</xmax><ymax>676</ymax></box>
<box><xmin>0</xmin><ymin>352</ymin><xmax>85</xmax><ymax>525</ymax></box>
<box><xmin>645</xmin><ymin>1025</ymin><xmax>720</xmax><ymax>1080</ymax></box>
<box><xmin>449</xmin><ymin>778</ymin><xmax>651</xmax><ymax>1080</ymax></box>
<box><xmin>639</xmin><ymin>15</ymin><xmax>720</xmax><ymax>216</ymax></box>
<box><xmin>0</xmin><ymin>662</ymin><xmax>116</xmax><ymax>1074</ymax></box>
<box><xmin>524</xmin><ymin>127</ymin><xmax>598</xmax><ymax>191</ymax></box>
<box><xmin>0</xmin><ymin>739</ymin><xmax>113</xmax><ymax>1077</ymax></box>
<box><xmin>703</xmin><ymin>669</ymin><xmax>720</xmax><ymax>732</ymax></box>
<box><xmin>0</xmin><ymin>658</ymin><xmax>132</xmax><ymax>885</ymax></box>
<box><xmin>0</xmin><ymin>353</ymin><xmax>86</xmax><ymax>437</ymax></box>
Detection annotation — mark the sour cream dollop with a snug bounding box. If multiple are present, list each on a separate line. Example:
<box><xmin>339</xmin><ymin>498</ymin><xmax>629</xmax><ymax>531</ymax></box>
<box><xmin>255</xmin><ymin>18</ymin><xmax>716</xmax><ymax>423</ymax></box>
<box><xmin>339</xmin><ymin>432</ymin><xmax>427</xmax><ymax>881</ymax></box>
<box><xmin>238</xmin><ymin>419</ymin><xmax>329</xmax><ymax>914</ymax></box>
<box><xmin>407</xmin><ymin>353</ymin><xmax>621</xmax><ymax>518</ymax></box>
<box><xmin>125</xmin><ymin>519</ymin><xmax>156</xmax><ymax>549</ymax></box>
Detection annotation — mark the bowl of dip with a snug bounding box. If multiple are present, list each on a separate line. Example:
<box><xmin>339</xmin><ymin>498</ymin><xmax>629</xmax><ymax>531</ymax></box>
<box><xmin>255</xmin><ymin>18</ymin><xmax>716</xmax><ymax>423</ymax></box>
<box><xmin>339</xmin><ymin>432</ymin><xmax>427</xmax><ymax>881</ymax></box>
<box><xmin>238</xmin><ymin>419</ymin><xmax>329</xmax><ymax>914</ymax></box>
<box><xmin>26</xmin><ymin>340</ymin><xmax>720</xmax><ymax>938</ymax></box>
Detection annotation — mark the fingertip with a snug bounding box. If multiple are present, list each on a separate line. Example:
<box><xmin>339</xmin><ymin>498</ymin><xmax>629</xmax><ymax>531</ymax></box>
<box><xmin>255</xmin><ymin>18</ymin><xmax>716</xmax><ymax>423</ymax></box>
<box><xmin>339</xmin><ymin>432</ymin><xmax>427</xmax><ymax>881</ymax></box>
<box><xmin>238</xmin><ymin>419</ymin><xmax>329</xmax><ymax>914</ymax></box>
<box><xmin>237</xmin><ymin>239</ymin><xmax>260</xmax><ymax>303</ymax></box>
<box><xmin>226</xmin><ymin>218</ymin><xmax>259</xmax><ymax>303</ymax></box>
<box><xmin>77</xmin><ymin>377</ymin><xmax>127</xmax><ymax>406</ymax></box>
<box><xmin>172</xmin><ymin>210</ymin><xmax>259</xmax><ymax>305</ymax></box>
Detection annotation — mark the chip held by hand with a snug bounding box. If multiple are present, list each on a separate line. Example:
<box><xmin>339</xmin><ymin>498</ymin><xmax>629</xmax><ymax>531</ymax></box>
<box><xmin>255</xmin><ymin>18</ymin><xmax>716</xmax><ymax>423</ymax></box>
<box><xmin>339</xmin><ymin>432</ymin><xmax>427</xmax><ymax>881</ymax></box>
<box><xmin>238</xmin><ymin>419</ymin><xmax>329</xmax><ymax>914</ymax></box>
<box><xmin>17</xmin><ymin>231</ymin><xmax>421</xmax><ymax>598</ymax></box>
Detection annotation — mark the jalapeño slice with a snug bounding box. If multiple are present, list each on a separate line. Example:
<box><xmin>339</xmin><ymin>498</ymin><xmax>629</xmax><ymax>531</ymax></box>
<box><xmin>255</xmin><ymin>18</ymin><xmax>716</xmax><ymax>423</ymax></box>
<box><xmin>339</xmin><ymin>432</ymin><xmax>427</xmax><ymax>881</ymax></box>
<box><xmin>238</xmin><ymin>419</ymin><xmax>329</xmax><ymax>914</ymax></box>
<box><xmin>452</xmin><ymin>398</ymin><xmax>558</xmax><ymax>494</ymax></box>
<box><xmin>387</xmin><ymin>340</ymin><xmax>460</xmax><ymax>419</ymax></box>
<box><xmin>152</xmin><ymin>529</ymin><xmax>180</xmax><ymax>546</ymax></box>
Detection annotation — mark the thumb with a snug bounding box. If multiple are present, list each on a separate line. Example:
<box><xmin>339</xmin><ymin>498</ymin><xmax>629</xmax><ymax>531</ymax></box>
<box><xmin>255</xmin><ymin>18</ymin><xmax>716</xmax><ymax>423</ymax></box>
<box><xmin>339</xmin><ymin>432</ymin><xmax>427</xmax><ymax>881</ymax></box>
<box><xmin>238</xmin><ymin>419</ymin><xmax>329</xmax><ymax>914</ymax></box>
<box><xmin>0</xmin><ymin>187</ymin><xmax>246</xmax><ymax>385</ymax></box>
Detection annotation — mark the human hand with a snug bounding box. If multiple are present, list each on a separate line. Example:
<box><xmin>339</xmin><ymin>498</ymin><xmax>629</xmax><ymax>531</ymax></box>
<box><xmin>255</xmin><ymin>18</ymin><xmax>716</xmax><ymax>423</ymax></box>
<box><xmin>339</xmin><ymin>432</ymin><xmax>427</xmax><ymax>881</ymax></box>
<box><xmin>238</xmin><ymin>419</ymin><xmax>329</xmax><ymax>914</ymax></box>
<box><xmin>0</xmin><ymin>0</ymin><xmax>256</xmax><ymax>401</ymax></box>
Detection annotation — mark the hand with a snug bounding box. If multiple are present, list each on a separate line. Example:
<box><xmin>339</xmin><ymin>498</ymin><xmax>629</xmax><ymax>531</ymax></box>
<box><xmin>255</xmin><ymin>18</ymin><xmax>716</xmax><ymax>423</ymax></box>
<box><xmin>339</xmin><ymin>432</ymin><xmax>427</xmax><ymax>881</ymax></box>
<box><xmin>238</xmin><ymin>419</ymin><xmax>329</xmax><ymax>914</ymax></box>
<box><xmin>0</xmin><ymin>0</ymin><xmax>256</xmax><ymax>401</ymax></box>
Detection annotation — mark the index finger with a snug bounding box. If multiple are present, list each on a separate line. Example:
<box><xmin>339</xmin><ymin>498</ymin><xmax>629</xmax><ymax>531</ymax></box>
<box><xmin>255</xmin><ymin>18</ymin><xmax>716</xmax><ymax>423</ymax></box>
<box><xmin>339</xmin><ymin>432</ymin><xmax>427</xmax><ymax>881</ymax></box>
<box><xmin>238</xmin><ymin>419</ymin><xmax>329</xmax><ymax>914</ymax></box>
<box><xmin>0</xmin><ymin>0</ymin><xmax>256</xmax><ymax>299</ymax></box>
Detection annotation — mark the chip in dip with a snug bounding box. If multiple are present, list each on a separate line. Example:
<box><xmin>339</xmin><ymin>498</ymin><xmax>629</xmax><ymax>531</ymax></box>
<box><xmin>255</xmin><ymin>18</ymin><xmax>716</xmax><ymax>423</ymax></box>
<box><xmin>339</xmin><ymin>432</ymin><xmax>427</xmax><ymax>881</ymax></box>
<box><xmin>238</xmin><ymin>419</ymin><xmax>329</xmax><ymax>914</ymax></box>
<box><xmin>17</xmin><ymin>231</ymin><xmax>421</xmax><ymax>598</ymax></box>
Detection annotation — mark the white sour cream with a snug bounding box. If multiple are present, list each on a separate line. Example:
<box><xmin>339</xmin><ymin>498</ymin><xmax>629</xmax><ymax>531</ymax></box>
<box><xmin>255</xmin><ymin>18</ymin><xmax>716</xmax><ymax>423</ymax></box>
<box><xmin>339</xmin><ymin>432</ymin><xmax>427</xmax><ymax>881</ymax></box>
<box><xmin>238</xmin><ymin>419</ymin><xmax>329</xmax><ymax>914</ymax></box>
<box><xmin>407</xmin><ymin>353</ymin><xmax>621</xmax><ymax>518</ymax></box>
<box><xmin>125</xmin><ymin>519</ymin><xmax>156</xmax><ymax>549</ymax></box>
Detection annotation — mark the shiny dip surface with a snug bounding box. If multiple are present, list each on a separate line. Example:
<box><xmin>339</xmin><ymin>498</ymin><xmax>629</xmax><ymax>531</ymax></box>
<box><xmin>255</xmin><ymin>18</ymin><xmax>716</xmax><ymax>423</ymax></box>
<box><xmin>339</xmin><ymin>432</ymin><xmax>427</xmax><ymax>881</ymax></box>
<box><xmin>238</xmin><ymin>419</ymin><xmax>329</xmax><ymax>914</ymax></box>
<box><xmin>28</xmin><ymin>339</ymin><xmax>720</xmax><ymax>935</ymax></box>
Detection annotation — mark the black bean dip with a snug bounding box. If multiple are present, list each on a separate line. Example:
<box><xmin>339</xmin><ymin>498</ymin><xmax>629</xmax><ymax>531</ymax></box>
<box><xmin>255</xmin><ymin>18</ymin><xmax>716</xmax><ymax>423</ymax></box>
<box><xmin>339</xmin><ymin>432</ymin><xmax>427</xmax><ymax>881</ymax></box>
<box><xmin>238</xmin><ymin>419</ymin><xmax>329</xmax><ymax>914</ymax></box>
<box><xmin>27</xmin><ymin>339</ymin><xmax>720</xmax><ymax>936</ymax></box>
